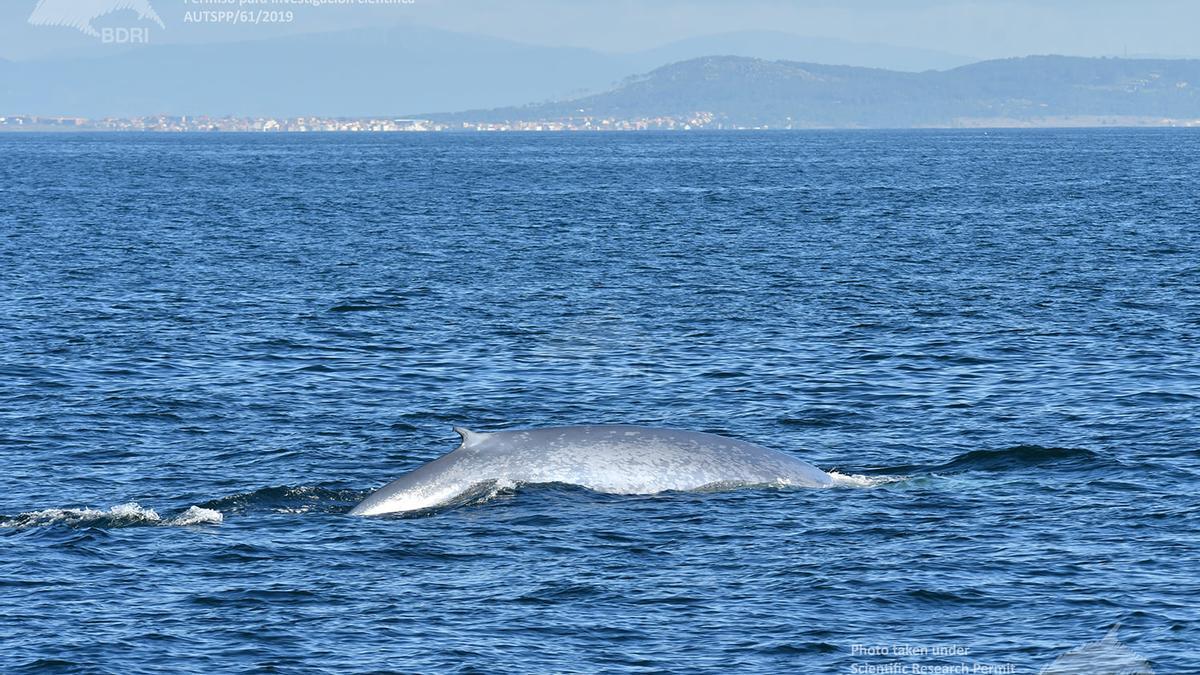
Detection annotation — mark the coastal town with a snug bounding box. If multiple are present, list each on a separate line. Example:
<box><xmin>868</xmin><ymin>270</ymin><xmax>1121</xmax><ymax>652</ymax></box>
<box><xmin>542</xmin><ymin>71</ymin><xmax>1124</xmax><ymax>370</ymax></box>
<box><xmin>4</xmin><ymin>111</ymin><xmax>1196</xmax><ymax>132</ymax></box>
<box><xmin>0</xmin><ymin>112</ymin><xmax>724</xmax><ymax>133</ymax></box>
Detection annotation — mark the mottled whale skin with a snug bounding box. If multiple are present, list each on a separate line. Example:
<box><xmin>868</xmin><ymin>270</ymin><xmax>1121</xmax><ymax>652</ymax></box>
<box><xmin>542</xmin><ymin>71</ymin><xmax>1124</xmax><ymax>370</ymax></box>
<box><xmin>350</xmin><ymin>425</ymin><xmax>833</xmax><ymax>516</ymax></box>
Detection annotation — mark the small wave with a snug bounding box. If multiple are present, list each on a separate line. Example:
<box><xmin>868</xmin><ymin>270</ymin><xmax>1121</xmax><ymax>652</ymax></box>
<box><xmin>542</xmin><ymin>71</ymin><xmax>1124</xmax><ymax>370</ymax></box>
<box><xmin>933</xmin><ymin>445</ymin><xmax>1100</xmax><ymax>473</ymax></box>
<box><xmin>843</xmin><ymin>445</ymin><xmax>1104</xmax><ymax>477</ymax></box>
<box><xmin>0</xmin><ymin>502</ymin><xmax>222</xmax><ymax>529</ymax></box>
<box><xmin>329</xmin><ymin>303</ymin><xmax>390</xmax><ymax>313</ymax></box>
<box><xmin>197</xmin><ymin>485</ymin><xmax>366</xmax><ymax>514</ymax></box>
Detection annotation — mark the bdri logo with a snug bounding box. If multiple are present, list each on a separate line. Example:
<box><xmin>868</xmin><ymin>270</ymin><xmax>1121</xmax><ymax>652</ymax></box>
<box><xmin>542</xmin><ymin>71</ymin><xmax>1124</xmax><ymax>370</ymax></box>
<box><xmin>28</xmin><ymin>0</ymin><xmax>164</xmax><ymax>43</ymax></box>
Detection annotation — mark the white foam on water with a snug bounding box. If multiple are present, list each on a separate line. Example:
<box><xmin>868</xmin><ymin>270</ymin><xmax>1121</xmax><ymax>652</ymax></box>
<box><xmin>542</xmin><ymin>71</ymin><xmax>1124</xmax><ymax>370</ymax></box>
<box><xmin>169</xmin><ymin>506</ymin><xmax>224</xmax><ymax>526</ymax></box>
<box><xmin>826</xmin><ymin>471</ymin><xmax>908</xmax><ymax>488</ymax></box>
<box><xmin>1</xmin><ymin>502</ymin><xmax>222</xmax><ymax>529</ymax></box>
<box><xmin>0</xmin><ymin>502</ymin><xmax>161</xmax><ymax>527</ymax></box>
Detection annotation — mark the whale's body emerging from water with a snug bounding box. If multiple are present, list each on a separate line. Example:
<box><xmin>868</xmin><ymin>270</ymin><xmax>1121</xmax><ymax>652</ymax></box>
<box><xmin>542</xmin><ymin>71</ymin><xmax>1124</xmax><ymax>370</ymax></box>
<box><xmin>350</xmin><ymin>425</ymin><xmax>833</xmax><ymax>516</ymax></box>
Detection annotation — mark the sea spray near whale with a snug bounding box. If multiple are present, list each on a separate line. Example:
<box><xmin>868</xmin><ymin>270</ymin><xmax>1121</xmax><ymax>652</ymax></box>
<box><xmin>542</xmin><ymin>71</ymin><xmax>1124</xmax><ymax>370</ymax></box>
<box><xmin>350</xmin><ymin>425</ymin><xmax>836</xmax><ymax>516</ymax></box>
<box><xmin>0</xmin><ymin>503</ymin><xmax>222</xmax><ymax>529</ymax></box>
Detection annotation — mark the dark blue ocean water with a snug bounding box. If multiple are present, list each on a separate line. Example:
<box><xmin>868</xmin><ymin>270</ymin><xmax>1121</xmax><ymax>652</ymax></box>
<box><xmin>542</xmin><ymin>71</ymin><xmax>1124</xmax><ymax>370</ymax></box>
<box><xmin>1</xmin><ymin>130</ymin><xmax>1197</xmax><ymax>674</ymax></box>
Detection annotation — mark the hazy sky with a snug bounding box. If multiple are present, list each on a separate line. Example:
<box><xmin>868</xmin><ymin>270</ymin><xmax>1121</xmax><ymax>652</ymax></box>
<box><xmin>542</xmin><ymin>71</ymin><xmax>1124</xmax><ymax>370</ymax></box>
<box><xmin>410</xmin><ymin>0</ymin><xmax>1200</xmax><ymax>58</ymax></box>
<box><xmin>2</xmin><ymin>0</ymin><xmax>1198</xmax><ymax>61</ymax></box>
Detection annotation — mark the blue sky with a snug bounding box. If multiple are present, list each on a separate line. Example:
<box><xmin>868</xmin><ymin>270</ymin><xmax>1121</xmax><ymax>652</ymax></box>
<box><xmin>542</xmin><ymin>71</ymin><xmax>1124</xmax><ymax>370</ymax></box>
<box><xmin>2</xmin><ymin>0</ymin><xmax>1198</xmax><ymax>61</ymax></box>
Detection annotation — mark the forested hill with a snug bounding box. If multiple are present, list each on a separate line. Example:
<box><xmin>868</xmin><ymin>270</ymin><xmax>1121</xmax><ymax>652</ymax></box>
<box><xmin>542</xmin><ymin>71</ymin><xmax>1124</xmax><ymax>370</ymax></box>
<box><xmin>431</xmin><ymin>55</ymin><xmax>1200</xmax><ymax>127</ymax></box>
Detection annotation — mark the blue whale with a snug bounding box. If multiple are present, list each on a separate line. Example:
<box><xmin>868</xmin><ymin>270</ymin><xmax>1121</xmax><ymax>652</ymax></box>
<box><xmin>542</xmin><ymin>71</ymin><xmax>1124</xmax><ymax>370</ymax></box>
<box><xmin>351</xmin><ymin>425</ymin><xmax>833</xmax><ymax>516</ymax></box>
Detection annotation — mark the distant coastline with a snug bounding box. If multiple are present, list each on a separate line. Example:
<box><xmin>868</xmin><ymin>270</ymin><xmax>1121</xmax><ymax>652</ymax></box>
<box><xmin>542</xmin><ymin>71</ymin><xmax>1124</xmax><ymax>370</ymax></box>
<box><xmin>0</xmin><ymin>113</ymin><xmax>719</xmax><ymax>133</ymax></box>
<box><xmin>9</xmin><ymin>55</ymin><xmax>1200</xmax><ymax>131</ymax></box>
<box><xmin>4</xmin><ymin>113</ymin><xmax>1200</xmax><ymax>133</ymax></box>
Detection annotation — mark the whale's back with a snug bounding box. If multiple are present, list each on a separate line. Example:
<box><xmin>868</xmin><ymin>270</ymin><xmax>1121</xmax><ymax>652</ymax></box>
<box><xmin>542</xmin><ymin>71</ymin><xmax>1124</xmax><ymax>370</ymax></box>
<box><xmin>351</xmin><ymin>425</ymin><xmax>832</xmax><ymax>515</ymax></box>
<box><xmin>481</xmin><ymin>425</ymin><xmax>832</xmax><ymax>493</ymax></box>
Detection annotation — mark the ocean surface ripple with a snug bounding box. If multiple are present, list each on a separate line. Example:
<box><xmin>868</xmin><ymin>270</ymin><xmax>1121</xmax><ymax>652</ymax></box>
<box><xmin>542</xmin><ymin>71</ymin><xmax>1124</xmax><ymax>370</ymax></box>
<box><xmin>1</xmin><ymin>130</ymin><xmax>1197</xmax><ymax>673</ymax></box>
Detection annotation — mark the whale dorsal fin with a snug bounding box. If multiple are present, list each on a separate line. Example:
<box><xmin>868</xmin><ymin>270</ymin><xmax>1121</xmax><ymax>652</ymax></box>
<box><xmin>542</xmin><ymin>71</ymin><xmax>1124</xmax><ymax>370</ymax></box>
<box><xmin>453</xmin><ymin>426</ymin><xmax>489</xmax><ymax>449</ymax></box>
